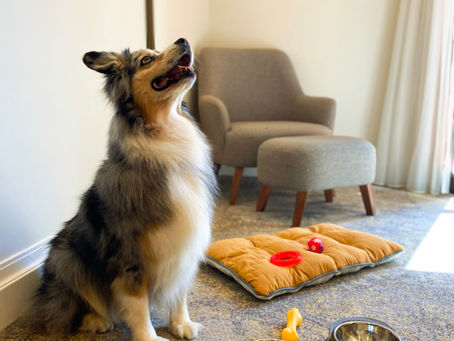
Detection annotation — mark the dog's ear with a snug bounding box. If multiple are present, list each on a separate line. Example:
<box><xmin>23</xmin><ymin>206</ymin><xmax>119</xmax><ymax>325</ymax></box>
<box><xmin>83</xmin><ymin>51</ymin><xmax>123</xmax><ymax>74</ymax></box>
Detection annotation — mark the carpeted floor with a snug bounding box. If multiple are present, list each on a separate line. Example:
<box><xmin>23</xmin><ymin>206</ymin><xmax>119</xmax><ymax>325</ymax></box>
<box><xmin>2</xmin><ymin>175</ymin><xmax>453</xmax><ymax>341</ymax></box>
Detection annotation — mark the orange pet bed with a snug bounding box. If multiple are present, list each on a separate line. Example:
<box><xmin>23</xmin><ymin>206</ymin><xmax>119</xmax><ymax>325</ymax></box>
<box><xmin>206</xmin><ymin>223</ymin><xmax>403</xmax><ymax>300</ymax></box>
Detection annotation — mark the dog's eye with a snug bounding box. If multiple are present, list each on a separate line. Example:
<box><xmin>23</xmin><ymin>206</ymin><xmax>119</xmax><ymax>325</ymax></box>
<box><xmin>140</xmin><ymin>56</ymin><xmax>154</xmax><ymax>66</ymax></box>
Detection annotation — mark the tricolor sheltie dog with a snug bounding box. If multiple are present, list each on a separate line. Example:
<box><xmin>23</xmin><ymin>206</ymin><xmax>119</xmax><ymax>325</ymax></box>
<box><xmin>30</xmin><ymin>38</ymin><xmax>217</xmax><ymax>341</ymax></box>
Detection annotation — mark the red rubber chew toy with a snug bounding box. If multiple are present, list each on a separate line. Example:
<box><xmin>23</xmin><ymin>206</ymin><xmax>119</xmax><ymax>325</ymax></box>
<box><xmin>308</xmin><ymin>237</ymin><xmax>324</xmax><ymax>253</ymax></box>
<box><xmin>270</xmin><ymin>250</ymin><xmax>302</xmax><ymax>267</ymax></box>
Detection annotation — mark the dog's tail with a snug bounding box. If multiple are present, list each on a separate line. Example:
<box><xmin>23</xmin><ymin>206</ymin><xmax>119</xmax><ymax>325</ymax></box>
<box><xmin>27</xmin><ymin>269</ymin><xmax>86</xmax><ymax>334</ymax></box>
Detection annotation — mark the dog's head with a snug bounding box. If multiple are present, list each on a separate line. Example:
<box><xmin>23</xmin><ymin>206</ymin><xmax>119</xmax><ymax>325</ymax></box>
<box><xmin>83</xmin><ymin>38</ymin><xmax>195</xmax><ymax>127</ymax></box>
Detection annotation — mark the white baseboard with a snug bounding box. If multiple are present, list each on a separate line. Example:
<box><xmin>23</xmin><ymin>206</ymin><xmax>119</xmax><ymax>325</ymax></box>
<box><xmin>0</xmin><ymin>237</ymin><xmax>51</xmax><ymax>331</ymax></box>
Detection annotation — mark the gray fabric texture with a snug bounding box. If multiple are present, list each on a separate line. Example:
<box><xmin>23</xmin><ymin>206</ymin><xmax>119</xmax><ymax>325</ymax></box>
<box><xmin>198</xmin><ymin>48</ymin><xmax>302</xmax><ymax>122</ymax></box>
<box><xmin>223</xmin><ymin>121</ymin><xmax>332</xmax><ymax>167</ymax></box>
<box><xmin>257</xmin><ymin>136</ymin><xmax>376</xmax><ymax>191</ymax></box>
<box><xmin>197</xmin><ymin>47</ymin><xmax>336</xmax><ymax>166</ymax></box>
<box><xmin>293</xmin><ymin>93</ymin><xmax>336</xmax><ymax>129</ymax></box>
<box><xmin>198</xmin><ymin>94</ymin><xmax>231</xmax><ymax>163</ymax></box>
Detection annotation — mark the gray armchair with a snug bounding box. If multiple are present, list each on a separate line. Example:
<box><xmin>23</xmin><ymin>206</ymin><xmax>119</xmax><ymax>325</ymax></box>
<box><xmin>198</xmin><ymin>47</ymin><xmax>336</xmax><ymax>204</ymax></box>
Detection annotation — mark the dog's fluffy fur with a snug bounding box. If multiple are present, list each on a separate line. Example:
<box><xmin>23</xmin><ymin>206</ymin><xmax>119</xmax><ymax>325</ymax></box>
<box><xmin>29</xmin><ymin>39</ymin><xmax>217</xmax><ymax>341</ymax></box>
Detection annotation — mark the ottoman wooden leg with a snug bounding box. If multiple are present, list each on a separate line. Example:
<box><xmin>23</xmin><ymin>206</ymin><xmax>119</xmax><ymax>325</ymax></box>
<box><xmin>324</xmin><ymin>189</ymin><xmax>335</xmax><ymax>202</ymax></box>
<box><xmin>229</xmin><ymin>167</ymin><xmax>243</xmax><ymax>205</ymax></box>
<box><xmin>359</xmin><ymin>184</ymin><xmax>376</xmax><ymax>215</ymax></box>
<box><xmin>256</xmin><ymin>184</ymin><xmax>271</xmax><ymax>212</ymax></box>
<box><xmin>292</xmin><ymin>191</ymin><xmax>308</xmax><ymax>227</ymax></box>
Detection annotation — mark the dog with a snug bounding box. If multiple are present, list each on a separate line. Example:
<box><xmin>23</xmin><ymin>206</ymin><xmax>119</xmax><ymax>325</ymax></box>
<box><xmin>29</xmin><ymin>38</ymin><xmax>217</xmax><ymax>341</ymax></box>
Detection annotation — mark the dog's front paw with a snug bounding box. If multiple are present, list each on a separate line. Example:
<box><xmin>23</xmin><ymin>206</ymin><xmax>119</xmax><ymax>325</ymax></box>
<box><xmin>79</xmin><ymin>313</ymin><xmax>113</xmax><ymax>333</ymax></box>
<box><xmin>170</xmin><ymin>321</ymin><xmax>203</xmax><ymax>339</ymax></box>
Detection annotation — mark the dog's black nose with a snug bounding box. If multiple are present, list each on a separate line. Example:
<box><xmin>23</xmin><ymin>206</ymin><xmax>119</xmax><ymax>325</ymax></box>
<box><xmin>175</xmin><ymin>38</ymin><xmax>189</xmax><ymax>46</ymax></box>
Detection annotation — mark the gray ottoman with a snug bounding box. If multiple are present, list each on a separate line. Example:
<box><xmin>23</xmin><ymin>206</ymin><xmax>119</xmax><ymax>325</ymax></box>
<box><xmin>256</xmin><ymin>136</ymin><xmax>376</xmax><ymax>226</ymax></box>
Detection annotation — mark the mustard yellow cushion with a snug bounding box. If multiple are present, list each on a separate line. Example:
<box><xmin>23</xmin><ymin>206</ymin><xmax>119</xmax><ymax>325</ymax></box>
<box><xmin>206</xmin><ymin>223</ymin><xmax>403</xmax><ymax>300</ymax></box>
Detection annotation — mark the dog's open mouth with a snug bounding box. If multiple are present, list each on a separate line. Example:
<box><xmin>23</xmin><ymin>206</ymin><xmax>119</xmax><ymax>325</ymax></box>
<box><xmin>151</xmin><ymin>54</ymin><xmax>194</xmax><ymax>91</ymax></box>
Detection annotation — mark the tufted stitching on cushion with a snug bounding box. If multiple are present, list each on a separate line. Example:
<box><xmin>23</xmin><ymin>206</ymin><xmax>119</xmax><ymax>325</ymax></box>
<box><xmin>206</xmin><ymin>223</ymin><xmax>403</xmax><ymax>300</ymax></box>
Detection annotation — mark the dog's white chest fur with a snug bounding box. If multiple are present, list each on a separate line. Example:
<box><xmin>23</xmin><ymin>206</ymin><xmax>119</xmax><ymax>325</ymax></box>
<box><xmin>141</xmin><ymin>113</ymin><xmax>213</xmax><ymax>305</ymax></box>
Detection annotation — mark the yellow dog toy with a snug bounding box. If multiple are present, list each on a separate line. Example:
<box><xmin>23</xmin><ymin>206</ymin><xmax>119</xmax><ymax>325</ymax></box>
<box><xmin>281</xmin><ymin>308</ymin><xmax>302</xmax><ymax>341</ymax></box>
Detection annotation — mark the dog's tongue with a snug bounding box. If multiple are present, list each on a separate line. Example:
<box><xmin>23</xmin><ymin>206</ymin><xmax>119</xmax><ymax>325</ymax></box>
<box><xmin>157</xmin><ymin>78</ymin><xmax>168</xmax><ymax>88</ymax></box>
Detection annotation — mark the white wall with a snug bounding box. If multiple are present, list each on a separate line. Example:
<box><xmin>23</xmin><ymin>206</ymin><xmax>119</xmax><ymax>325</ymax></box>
<box><xmin>0</xmin><ymin>0</ymin><xmax>146</xmax><ymax>324</ymax></box>
<box><xmin>205</xmin><ymin>0</ymin><xmax>399</xmax><ymax>144</ymax></box>
<box><xmin>153</xmin><ymin>0</ymin><xmax>210</xmax><ymax>52</ymax></box>
<box><xmin>153</xmin><ymin>0</ymin><xmax>211</xmax><ymax>116</ymax></box>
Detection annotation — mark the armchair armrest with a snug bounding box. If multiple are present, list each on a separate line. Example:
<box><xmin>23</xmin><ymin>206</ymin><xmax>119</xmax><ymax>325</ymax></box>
<box><xmin>198</xmin><ymin>95</ymin><xmax>231</xmax><ymax>156</ymax></box>
<box><xmin>292</xmin><ymin>94</ymin><xmax>336</xmax><ymax>130</ymax></box>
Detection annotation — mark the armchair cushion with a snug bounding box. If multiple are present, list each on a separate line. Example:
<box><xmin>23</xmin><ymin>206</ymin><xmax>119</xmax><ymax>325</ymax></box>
<box><xmin>222</xmin><ymin>121</ymin><xmax>332</xmax><ymax>167</ymax></box>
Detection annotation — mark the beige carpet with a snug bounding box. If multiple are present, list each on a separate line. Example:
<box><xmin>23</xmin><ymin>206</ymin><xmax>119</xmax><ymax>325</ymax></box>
<box><xmin>1</xmin><ymin>175</ymin><xmax>453</xmax><ymax>340</ymax></box>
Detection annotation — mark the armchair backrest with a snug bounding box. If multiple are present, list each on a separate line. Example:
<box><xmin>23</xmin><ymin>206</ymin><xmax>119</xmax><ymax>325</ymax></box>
<box><xmin>198</xmin><ymin>47</ymin><xmax>302</xmax><ymax>122</ymax></box>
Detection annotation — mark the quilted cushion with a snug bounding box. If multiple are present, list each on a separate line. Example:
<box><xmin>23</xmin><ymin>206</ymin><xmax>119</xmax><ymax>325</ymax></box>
<box><xmin>206</xmin><ymin>223</ymin><xmax>403</xmax><ymax>300</ymax></box>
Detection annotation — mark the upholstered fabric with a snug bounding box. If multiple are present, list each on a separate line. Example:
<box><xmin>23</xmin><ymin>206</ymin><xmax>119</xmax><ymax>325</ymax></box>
<box><xmin>206</xmin><ymin>223</ymin><xmax>403</xmax><ymax>300</ymax></box>
<box><xmin>257</xmin><ymin>136</ymin><xmax>376</xmax><ymax>190</ymax></box>
<box><xmin>198</xmin><ymin>95</ymin><xmax>231</xmax><ymax>163</ymax></box>
<box><xmin>198</xmin><ymin>48</ymin><xmax>301</xmax><ymax>122</ymax></box>
<box><xmin>293</xmin><ymin>93</ymin><xmax>336</xmax><ymax>129</ymax></box>
<box><xmin>197</xmin><ymin>47</ymin><xmax>336</xmax><ymax>167</ymax></box>
<box><xmin>223</xmin><ymin>121</ymin><xmax>332</xmax><ymax>167</ymax></box>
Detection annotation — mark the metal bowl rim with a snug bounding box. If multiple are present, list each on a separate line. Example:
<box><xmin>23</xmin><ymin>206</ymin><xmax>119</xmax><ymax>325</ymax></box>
<box><xmin>333</xmin><ymin>320</ymin><xmax>401</xmax><ymax>341</ymax></box>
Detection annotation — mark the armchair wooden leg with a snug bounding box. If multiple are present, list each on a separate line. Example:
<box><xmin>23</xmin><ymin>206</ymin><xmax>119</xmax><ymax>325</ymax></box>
<box><xmin>229</xmin><ymin>167</ymin><xmax>243</xmax><ymax>205</ymax></box>
<box><xmin>213</xmin><ymin>163</ymin><xmax>221</xmax><ymax>175</ymax></box>
<box><xmin>256</xmin><ymin>184</ymin><xmax>271</xmax><ymax>212</ymax></box>
<box><xmin>324</xmin><ymin>189</ymin><xmax>335</xmax><ymax>202</ymax></box>
<box><xmin>292</xmin><ymin>191</ymin><xmax>308</xmax><ymax>227</ymax></box>
<box><xmin>359</xmin><ymin>184</ymin><xmax>376</xmax><ymax>215</ymax></box>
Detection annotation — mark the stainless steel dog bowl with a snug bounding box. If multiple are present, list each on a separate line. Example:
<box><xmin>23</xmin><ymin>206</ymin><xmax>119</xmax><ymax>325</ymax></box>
<box><xmin>329</xmin><ymin>317</ymin><xmax>401</xmax><ymax>341</ymax></box>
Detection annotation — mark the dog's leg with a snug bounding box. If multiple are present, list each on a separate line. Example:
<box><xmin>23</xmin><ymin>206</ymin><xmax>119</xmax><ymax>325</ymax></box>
<box><xmin>78</xmin><ymin>286</ymin><xmax>113</xmax><ymax>333</ymax></box>
<box><xmin>79</xmin><ymin>312</ymin><xmax>113</xmax><ymax>333</ymax></box>
<box><xmin>117</xmin><ymin>291</ymin><xmax>169</xmax><ymax>341</ymax></box>
<box><xmin>169</xmin><ymin>291</ymin><xmax>202</xmax><ymax>339</ymax></box>
<box><xmin>113</xmin><ymin>278</ymin><xmax>168</xmax><ymax>341</ymax></box>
